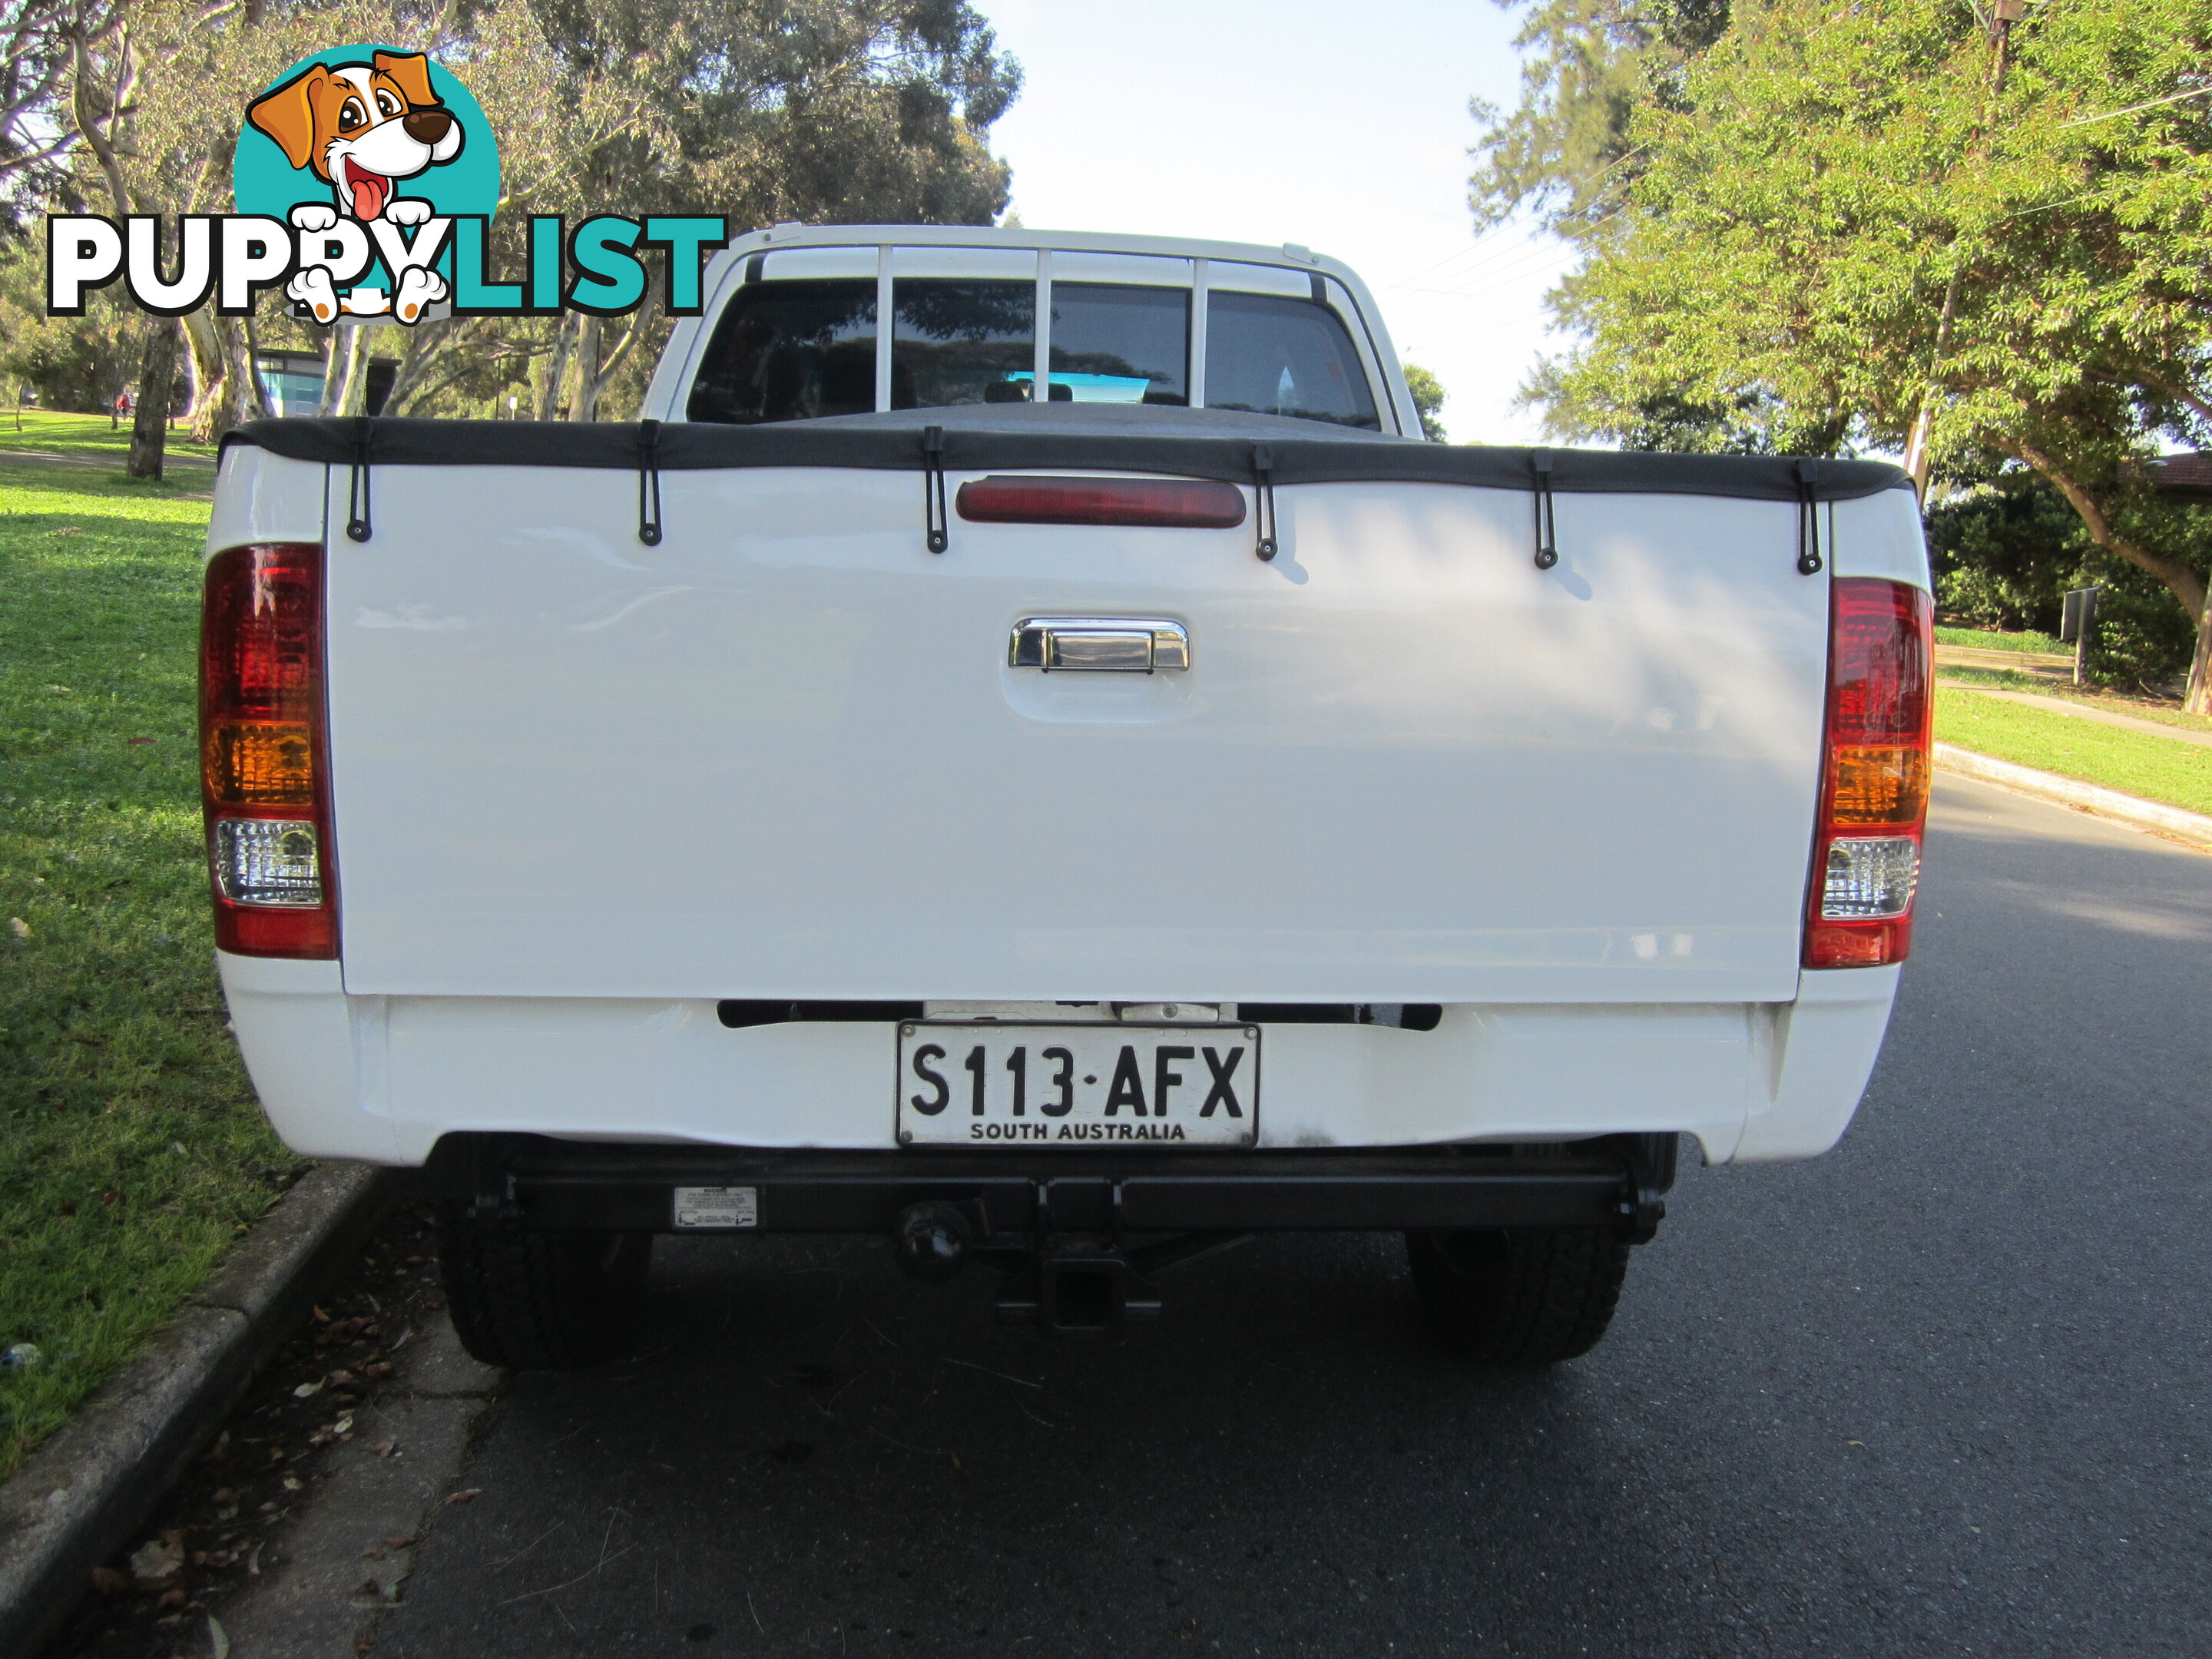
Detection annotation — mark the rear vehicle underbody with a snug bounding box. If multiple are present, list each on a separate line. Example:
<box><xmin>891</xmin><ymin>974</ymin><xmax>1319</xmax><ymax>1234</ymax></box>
<box><xmin>412</xmin><ymin>1127</ymin><xmax>1681</xmax><ymax>1359</ymax></box>
<box><xmin>203</xmin><ymin>228</ymin><xmax>1933</xmax><ymax>1368</ymax></box>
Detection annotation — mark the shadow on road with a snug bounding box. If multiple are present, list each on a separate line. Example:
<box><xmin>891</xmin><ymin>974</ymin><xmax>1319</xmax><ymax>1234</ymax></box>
<box><xmin>378</xmin><ymin>1232</ymin><xmax>1726</xmax><ymax>1657</ymax></box>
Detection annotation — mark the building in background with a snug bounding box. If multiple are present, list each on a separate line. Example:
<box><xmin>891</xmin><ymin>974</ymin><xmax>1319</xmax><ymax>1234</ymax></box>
<box><xmin>255</xmin><ymin>349</ymin><xmax>399</xmax><ymax>416</ymax></box>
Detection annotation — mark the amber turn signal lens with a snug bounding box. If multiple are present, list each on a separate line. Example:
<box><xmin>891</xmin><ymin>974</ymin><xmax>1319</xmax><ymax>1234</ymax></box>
<box><xmin>1826</xmin><ymin>744</ymin><xmax>1929</xmax><ymax>827</ymax></box>
<box><xmin>204</xmin><ymin>721</ymin><xmax>316</xmax><ymax>805</ymax></box>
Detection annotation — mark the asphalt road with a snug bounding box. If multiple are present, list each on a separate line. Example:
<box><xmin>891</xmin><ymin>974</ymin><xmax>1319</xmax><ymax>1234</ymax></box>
<box><xmin>370</xmin><ymin>777</ymin><xmax>2212</xmax><ymax>1658</ymax></box>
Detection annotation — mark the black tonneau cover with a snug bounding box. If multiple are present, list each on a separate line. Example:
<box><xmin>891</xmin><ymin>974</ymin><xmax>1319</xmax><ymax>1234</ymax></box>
<box><xmin>224</xmin><ymin>405</ymin><xmax>1910</xmax><ymax>504</ymax></box>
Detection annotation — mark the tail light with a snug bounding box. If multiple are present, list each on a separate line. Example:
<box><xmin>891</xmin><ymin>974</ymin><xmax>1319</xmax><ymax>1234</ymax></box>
<box><xmin>1805</xmin><ymin>578</ymin><xmax>1932</xmax><ymax>969</ymax></box>
<box><xmin>956</xmin><ymin>475</ymin><xmax>1247</xmax><ymax>528</ymax></box>
<box><xmin>200</xmin><ymin>542</ymin><xmax>336</xmax><ymax>958</ymax></box>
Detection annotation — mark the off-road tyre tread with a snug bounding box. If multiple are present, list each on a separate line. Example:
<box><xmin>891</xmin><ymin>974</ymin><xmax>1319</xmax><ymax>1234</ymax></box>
<box><xmin>1406</xmin><ymin>1226</ymin><xmax>1630</xmax><ymax>1366</ymax></box>
<box><xmin>436</xmin><ymin>1207</ymin><xmax>651</xmax><ymax>1370</ymax></box>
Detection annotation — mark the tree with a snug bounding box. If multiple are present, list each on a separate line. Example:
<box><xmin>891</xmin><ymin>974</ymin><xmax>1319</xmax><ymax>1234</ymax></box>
<box><xmin>1402</xmin><ymin>362</ymin><xmax>1449</xmax><ymax>442</ymax></box>
<box><xmin>9</xmin><ymin>0</ymin><xmax>1022</xmax><ymax>432</ymax></box>
<box><xmin>0</xmin><ymin>247</ymin><xmax>138</xmax><ymax>409</ymax></box>
<box><xmin>1497</xmin><ymin>0</ymin><xmax>2212</xmax><ymax>710</ymax></box>
<box><xmin>1928</xmin><ymin>470</ymin><xmax>2210</xmax><ymax>692</ymax></box>
<box><xmin>1</xmin><ymin>0</ymin><xmax>112</xmax><ymax>211</ymax></box>
<box><xmin>1468</xmin><ymin>0</ymin><xmax>1731</xmax><ymax>234</ymax></box>
<box><xmin>367</xmin><ymin>0</ymin><xmax>1020</xmax><ymax>422</ymax></box>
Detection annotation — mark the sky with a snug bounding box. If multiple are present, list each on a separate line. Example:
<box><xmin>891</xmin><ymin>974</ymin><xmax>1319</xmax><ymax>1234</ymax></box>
<box><xmin>975</xmin><ymin>0</ymin><xmax>1571</xmax><ymax>445</ymax></box>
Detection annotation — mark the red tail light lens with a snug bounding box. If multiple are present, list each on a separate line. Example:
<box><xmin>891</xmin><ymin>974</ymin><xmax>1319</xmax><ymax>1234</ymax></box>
<box><xmin>200</xmin><ymin>543</ymin><xmax>335</xmax><ymax>958</ymax></box>
<box><xmin>956</xmin><ymin>475</ymin><xmax>1247</xmax><ymax>528</ymax></box>
<box><xmin>1805</xmin><ymin>578</ymin><xmax>1932</xmax><ymax>969</ymax></box>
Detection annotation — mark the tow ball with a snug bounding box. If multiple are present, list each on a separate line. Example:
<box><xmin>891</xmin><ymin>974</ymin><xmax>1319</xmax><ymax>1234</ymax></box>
<box><xmin>891</xmin><ymin>1201</ymin><xmax>973</xmax><ymax>1282</ymax></box>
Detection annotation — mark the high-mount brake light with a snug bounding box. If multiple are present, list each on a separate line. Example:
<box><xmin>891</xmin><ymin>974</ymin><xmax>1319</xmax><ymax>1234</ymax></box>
<box><xmin>1805</xmin><ymin>577</ymin><xmax>1932</xmax><ymax>969</ymax></box>
<box><xmin>955</xmin><ymin>475</ymin><xmax>1247</xmax><ymax>530</ymax></box>
<box><xmin>200</xmin><ymin>542</ymin><xmax>336</xmax><ymax>958</ymax></box>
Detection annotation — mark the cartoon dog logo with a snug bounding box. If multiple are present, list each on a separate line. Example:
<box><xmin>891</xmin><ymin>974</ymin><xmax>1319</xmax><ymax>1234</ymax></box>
<box><xmin>247</xmin><ymin>50</ymin><xmax>462</xmax><ymax>323</ymax></box>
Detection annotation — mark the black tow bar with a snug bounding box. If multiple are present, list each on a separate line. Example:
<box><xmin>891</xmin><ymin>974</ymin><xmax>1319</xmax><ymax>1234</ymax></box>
<box><xmin>890</xmin><ymin>1191</ymin><xmax>1250</xmax><ymax>1339</ymax></box>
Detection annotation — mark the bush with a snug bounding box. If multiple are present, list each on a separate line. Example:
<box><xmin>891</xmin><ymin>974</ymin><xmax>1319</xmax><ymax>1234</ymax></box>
<box><xmin>1926</xmin><ymin>470</ymin><xmax>2209</xmax><ymax>693</ymax></box>
<box><xmin>2080</xmin><ymin>566</ymin><xmax>2202</xmax><ymax>694</ymax></box>
<box><xmin>1926</xmin><ymin>473</ymin><xmax>2082</xmax><ymax>634</ymax></box>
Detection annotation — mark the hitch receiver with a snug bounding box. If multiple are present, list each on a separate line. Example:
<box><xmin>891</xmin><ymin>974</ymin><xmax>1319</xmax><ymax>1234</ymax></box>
<box><xmin>996</xmin><ymin>1247</ymin><xmax>1162</xmax><ymax>1338</ymax></box>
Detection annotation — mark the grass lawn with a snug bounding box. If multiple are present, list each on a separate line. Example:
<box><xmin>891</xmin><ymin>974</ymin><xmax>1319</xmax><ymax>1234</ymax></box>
<box><xmin>0</xmin><ymin>454</ymin><xmax>303</xmax><ymax>1483</ymax></box>
<box><xmin>0</xmin><ymin>408</ymin><xmax>219</xmax><ymax>465</ymax></box>
<box><xmin>1936</xmin><ymin>684</ymin><xmax>2212</xmax><ymax>818</ymax></box>
<box><xmin>1936</xmin><ymin>666</ymin><xmax>2212</xmax><ymax>737</ymax></box>
<box><xmin>1935</xmin><ymin>623</ymin><xmax>2067</xmax><ymax>654</ymax></box>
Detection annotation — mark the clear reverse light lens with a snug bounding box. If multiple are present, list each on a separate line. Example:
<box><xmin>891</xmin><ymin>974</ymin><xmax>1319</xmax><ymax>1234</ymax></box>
<box><xmin>214</xmin><ymin>818</ymin><xmax>323</xmax><ymax>906</ymax></box>
<box><xmin>1821</xmin><ymin>836</ymin><xmax>1919</xmax><ymax>920</ymax></box>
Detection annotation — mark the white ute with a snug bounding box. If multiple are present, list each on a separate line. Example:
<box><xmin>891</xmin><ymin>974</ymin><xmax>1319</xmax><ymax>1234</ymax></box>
<box><xmin>203</xmin><ymin>226</ymin><xmax>1934</xmax><ymax>1363</ymax></box>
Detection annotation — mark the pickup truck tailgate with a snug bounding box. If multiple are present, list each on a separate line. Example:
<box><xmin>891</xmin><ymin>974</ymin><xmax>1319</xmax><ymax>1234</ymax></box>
<box><xmin>321</xmin><ymin>459</ymin><xmax>1831</xmax><ymax>1002</ymax></box>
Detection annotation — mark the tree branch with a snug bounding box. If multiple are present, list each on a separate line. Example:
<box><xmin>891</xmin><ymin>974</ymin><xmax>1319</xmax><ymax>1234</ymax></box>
<box><xmin>2141</xmin><ymin>369</ymin><xmax>2212</xmax><ymax>430</ymax></box>
<box><xmin>68</xmin><ymin>25</ymin><xmax>133</xmax><ymax>214</ymax></box>
<box><xmin>2008</xmin><ymin>439</ymin><xmax>2207</xmax><ymax>621</ymax></box>
<box><xmin>578</xmin><ymin>283</ymin><xmax>661</xmax><ymax>418</ymax></box>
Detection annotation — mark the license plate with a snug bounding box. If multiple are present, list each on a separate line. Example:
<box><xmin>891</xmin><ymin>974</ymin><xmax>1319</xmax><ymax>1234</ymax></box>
<box><xmin>896</xmin><ymin>1024</ymin><xmax>1259</xmax><ymax>1147</ymax></box>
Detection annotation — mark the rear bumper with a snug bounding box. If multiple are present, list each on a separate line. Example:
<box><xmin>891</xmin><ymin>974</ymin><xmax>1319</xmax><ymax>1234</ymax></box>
<box><xmin>409</xmin><ymin>1134</ymin><xmax>1678</xmax><ymax>1240</ymax></box>
<box><xmin>217</xmin><ymin>954</ymin><xmax>1902</xmax><ymax>1167</ymax></box>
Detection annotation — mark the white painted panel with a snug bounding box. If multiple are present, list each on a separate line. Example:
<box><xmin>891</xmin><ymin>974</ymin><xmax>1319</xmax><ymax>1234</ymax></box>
<box><xmin>220</xmin><ymin>965</ymin><xmax>1896</xmax><ymax>1168</ymax></box>
<box><xmin>1050</xmin><ymin>252</ymin><xmax>1194</xmax><ymax>288</ymax></box>
<box><xmin>216</xmin><ymin>952</ymin><xmax>399</xmax><ymax>1161</ymax></box>
<box><xmin>760</xmin><ymin>246</ymin><xmax>879</xmax><ymax>280</ymax></box>
<box><xmin>1729</xmin><ymin>965</ymin><xmax>1900</xmax><ymax>1161</ymax></box>
<box><xmin>890</xmin><ymin>246</ymin><xmax>1037</xmax><ymax>280</ymax></box>
<box><xmin>1209</xmin><ymin>260</ymin><xmax>1312</xmax><ymax>297</ymax></box>
<box><xmin>206</xmin><ymin>448</ymin><xmax>325</xmax><ymax>555</ymax></box>
<box><xmin>1831</xmin><ymin>490</ymin><xmax>1932</xmax><ymax>589</ymax></box>
<box><xmin>323</xmin><ymin>465</ymin><xmax>1829</xmax><ymax>1003</ymax></box>
<box><xmin>1257</xmin><ymin>1005</ymin><xmax>1756</xmax><ymax>1154</ymax></box>
<box><xmin>226</xmin><ymin>986</ymin><xmax>1906</xmax><ymax>1166</ymax></box>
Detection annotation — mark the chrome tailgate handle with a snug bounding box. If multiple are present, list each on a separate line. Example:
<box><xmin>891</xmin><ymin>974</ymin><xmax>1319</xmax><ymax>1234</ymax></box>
<box><xmin>1008</xmin><ymin>618</ymin><xmax>1190</xmax><ymax>673</ymax></box>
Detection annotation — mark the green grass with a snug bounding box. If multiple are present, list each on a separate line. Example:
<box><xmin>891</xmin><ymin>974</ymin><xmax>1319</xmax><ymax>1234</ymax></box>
<box><xmin>0</xmin><ymin>408</ymin><xmax>218</xmax><ymax>466</ymax></box>
<box><xmin>1937</xmin><ymin>666</ymin><xmax>2212</xmax><ymax>736</ymax></box>
<box><xmin>1936</xmin><ymin>684</ymin><xmax>2212</xmax><ymax>817</ymax></box>
<box><xmin>0</xmin><ymin>453</ymin><xmax>303</xmax><ymax>1482</ymax></box>
<box><xmin>1935</xmin><ymin>623</ymin><xmax>2068</xmax><ymax>655</ymax></box>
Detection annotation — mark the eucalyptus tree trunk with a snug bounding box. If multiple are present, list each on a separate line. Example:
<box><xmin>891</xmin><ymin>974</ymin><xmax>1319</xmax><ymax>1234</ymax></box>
<box><xmin>127</xmin><ymin>320</ymin><xmax>175</xmax><ymax>480</ymax></box>
<box><xmin>567</xmin><ymin>315</ymin><xmax>603</xmax><ymax>421</ymax></box>
<box><xmin>535</xmin><ymin>314</ymin><xmax>576</xmax><ymax>422</ymax></box>
<box><xmin>320</xmin><ymin>324</ymin><xmax>368</xmax><ymax>417</ymax></box>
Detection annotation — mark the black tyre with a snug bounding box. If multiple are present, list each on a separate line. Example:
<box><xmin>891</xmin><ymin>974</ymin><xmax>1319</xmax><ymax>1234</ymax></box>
<box><xmin>1405</xmin><ymin>1226</ymin><xmax>1629</xmax><ymax>1366</ymax></box>
<box><xmin>436</xmin><ymin>1207</ymin><xmax>651</xmax><ymax>1370</ymax></box>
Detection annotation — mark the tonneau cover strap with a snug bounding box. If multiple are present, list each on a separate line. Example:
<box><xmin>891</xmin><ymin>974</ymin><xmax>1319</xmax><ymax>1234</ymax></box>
<box><xmin>1532</xmin><ymin>449</ymin><xmax>1559</xmax><ymax>570</ymax></box>
<box><xmin>923</xmin><ymin>426</ymin><xmax>949</xmax><ymax>554</ymax></box>
<box><xmin>345</xmin><ymin>416</ymin><xmax>373</xmax><ymax>543</ymax></box>
<box><xmin>1796</xmin><ymin>459</ymin><xmax>1824</xmax><ymax>576</ymax></box>
<box><xmin>1253</xmin><ymin>443</ymin><xmax>1277</xmax><ymax>561</ymax></box>
<box><xmin>637</xmin><ymin>419</ymin><xmax>664</xmax><ymax>546</ymax></box>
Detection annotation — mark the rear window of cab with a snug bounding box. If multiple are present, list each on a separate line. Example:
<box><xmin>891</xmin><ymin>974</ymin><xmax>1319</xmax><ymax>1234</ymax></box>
<box><xmin>685</xmin><ymin>250</ymin><xmax>1383</xmax><ymax>432</ymax></box>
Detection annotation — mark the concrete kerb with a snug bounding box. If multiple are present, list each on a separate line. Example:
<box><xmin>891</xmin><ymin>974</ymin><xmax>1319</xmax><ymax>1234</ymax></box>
<box><xmin>0</xmin><ymin>1162</ymin><xmax>396</xmax><ymax>1657</ymax></box>
<box><xmin>1936</xmin><ymin>743</ymin><xmax>2212</xmax><ymax>853</ymax></box>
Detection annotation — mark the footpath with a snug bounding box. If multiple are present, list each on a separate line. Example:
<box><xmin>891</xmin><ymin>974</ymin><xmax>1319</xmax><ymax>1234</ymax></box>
<box><xmin>1935</xmin><ymin>641</ymin><xmax>2075</xmax><ymax>682</ymax></box>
